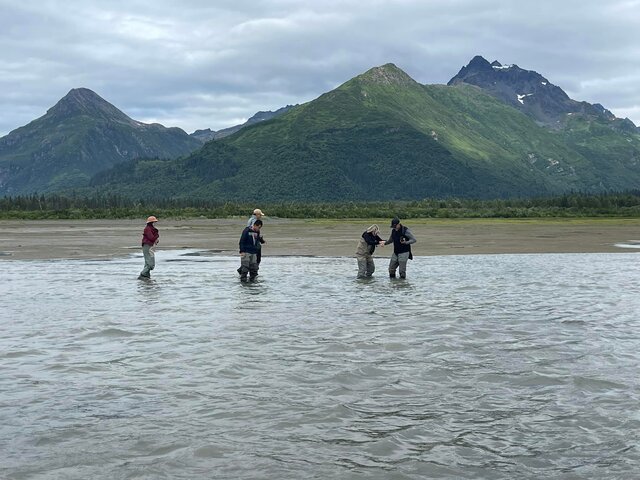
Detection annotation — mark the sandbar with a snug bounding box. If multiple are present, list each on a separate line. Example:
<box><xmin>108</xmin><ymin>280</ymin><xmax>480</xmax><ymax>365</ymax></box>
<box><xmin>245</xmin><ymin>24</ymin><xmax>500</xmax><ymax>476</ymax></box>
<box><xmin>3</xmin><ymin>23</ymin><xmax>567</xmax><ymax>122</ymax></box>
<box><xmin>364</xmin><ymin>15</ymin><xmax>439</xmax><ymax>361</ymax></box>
<box><xmin>0</xmin><ymin>217</ymin><xmax>639</xmax><ymax>260</ymax></box>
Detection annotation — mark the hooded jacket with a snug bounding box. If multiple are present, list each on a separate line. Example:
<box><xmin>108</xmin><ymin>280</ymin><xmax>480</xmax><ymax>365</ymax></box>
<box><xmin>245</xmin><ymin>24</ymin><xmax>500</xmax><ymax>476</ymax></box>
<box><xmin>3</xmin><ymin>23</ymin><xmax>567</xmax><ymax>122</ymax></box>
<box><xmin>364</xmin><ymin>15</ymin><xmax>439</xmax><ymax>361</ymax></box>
<box><xmin>356</xmin><ymin>231</ymin><xmax>383</xmax><ymax>256</ymax></box>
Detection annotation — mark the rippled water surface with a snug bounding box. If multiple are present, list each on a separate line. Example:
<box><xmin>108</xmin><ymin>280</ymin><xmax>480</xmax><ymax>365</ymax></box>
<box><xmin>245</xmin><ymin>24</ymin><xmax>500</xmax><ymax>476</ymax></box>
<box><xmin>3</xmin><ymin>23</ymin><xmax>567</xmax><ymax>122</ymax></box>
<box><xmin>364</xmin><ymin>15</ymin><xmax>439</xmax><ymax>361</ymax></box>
<box><xmin>1</xmin><ymin>252</ymin><xmax>640</xmax><ymax>479</ymax></box>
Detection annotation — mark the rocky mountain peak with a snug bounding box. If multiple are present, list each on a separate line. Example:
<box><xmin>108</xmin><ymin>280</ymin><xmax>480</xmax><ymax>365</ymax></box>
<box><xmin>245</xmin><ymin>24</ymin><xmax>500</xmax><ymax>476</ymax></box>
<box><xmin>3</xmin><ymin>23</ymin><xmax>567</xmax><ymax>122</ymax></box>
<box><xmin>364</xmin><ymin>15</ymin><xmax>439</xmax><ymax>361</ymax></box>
<box><xmin>47</xmin><ymin>88</ymin><xmax>135</xmax><ymax>125</ymax></box>
<box><xmin>359</xmin><ymin>63</ymin><xmax>418</xmax><ymax>87</ymax></box>
<box><xmin>466</xmin><ymin>55</ymin><xmax>494</xmax><ymax>71</ymax></box>
<box><xmin>447</xmin><ymin>56</ymin><xmax>599</xmax><ymax>126</ymax></box>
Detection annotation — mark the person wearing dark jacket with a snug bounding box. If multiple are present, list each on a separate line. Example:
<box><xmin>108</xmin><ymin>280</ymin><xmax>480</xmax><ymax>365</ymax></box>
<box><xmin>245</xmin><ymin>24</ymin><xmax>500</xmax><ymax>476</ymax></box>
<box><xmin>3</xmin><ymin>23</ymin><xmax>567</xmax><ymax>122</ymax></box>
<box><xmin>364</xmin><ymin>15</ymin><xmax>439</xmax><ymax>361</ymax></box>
<box><xmin>139</xmin><ymin>216</ymin><xmax>159</xmax><ymax>279</ymax></box>
<box><xmin>247</xmin><ymin>208</ymin><xmax>266</xmax><ymax>264</ymax></box>
<box><xmin>355</xmin><ymin>224</ymin><xmax>384</xmax><ymax>278</ymax></box>
<box><xmin>238</xmin><ymin>219</ymin><xmax>263</xmax><ymax>281</ymax></box>
<box><xmin>386</xmin><ymin>217</ymin><xmax>416</xmax><ymax>279</ymax></box>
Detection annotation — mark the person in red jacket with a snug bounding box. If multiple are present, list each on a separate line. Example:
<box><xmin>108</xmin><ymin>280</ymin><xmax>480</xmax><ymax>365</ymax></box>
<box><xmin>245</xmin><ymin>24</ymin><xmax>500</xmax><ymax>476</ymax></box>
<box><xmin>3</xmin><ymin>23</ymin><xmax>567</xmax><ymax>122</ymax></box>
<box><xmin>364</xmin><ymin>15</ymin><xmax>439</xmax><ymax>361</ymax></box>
<box><xmin>139</xmin><ymin>216</ymin><xmax>159</xmax><ymax>279</ymax></box>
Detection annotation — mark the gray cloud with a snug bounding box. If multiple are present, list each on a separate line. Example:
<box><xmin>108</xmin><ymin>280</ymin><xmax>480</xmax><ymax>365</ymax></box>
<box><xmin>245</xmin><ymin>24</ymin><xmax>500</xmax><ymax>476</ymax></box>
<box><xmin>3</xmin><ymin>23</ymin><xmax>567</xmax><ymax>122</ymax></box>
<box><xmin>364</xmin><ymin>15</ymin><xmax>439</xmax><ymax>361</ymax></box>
<box><xmin>1</xmin><ymin>0</ymin><xmax>639</xmax><ymax>136</ymax></box>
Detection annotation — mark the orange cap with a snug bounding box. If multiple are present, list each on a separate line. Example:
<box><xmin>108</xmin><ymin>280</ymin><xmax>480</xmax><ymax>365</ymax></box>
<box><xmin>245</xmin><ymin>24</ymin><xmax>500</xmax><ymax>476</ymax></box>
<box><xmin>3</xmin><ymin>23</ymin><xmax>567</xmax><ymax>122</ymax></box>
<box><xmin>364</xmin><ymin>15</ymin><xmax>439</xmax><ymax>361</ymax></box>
<box><xmin>146</xmin><ymin>216</ymin><xmax>158</xmax><ymax>223</ymax></box>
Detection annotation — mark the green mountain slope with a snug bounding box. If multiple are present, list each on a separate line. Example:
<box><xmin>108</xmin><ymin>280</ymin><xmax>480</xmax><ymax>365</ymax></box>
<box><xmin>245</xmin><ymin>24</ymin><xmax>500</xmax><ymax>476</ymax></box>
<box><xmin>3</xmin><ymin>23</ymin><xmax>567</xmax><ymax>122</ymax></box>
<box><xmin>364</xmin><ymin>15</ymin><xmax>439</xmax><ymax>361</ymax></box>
<box><xmin>559</xmin><ymin>114</ymin><xmax>640</xmax><ymax>190</ymax></box>
<box><xmin>0</xmin><ymin>88</ymin><xmax>201</xmax><ymax>195</ymax></box>
<box><xmin>446</xmin><ymin>56</ymin><xmax>640</xmax><ymax>192</ymax></box>
<box><xmin>90</xmin><ymin>64</ymin><xmax>640</xmax><ymax>201</ymax></box>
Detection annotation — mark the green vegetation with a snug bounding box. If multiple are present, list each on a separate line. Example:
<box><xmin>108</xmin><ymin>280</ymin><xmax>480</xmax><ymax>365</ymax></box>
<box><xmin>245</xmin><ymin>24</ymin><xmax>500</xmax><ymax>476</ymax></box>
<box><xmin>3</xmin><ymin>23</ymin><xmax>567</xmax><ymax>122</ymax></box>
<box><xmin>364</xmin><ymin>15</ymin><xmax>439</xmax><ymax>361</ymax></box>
<box><xmin>0</xmin><ymin>88</ymin><xmax>200</xmax><ymax>195</ymax></box>
<box><xmin>86</xmin><ymin>65</ymin><xmax>640</xmax><ymax>201</ymax></box>
<box><xmin>3</xmin><ymin>66</ymin><xmax>640</xmax><ymax>202</ymax></box>
<box><xmin>2</xmin><ymin>191</ymin><xmax>640</xmax><ymax>220</ymax></box>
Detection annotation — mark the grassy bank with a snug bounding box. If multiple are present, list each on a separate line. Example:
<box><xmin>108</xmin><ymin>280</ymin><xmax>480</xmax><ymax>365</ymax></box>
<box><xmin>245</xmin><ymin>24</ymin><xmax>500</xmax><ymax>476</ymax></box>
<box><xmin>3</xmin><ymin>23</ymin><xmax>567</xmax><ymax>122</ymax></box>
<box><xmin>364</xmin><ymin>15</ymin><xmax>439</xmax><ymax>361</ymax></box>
<box><xmin>2</xmin><ymin>192</ymin><xmax>640</xmax><ymax>220</ymax></box>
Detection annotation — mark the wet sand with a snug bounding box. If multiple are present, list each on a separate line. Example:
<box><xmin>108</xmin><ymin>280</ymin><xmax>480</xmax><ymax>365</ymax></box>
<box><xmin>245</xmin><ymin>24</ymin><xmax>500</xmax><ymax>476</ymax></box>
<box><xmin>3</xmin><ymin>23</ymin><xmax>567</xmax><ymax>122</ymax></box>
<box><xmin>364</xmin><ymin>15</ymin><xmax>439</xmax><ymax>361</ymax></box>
<box><xmin>1</xmin><ymin>217</ymin><xmax>639</xmax><ymax>260</ymax></box>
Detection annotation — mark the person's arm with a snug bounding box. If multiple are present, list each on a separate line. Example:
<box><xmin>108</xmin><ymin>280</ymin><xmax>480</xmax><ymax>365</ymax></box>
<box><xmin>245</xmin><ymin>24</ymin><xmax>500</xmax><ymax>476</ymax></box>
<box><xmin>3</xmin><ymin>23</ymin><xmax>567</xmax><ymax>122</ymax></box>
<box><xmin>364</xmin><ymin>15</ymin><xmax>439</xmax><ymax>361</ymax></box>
<box><xmin>385</xmin><ymin>233</ymin><xmax>393</xmax><ymax>245</ymax></box>
<box><xmin>402</xmin><ymin>228</ymin><xmax>417</xmax><ymax>245</ymax></box>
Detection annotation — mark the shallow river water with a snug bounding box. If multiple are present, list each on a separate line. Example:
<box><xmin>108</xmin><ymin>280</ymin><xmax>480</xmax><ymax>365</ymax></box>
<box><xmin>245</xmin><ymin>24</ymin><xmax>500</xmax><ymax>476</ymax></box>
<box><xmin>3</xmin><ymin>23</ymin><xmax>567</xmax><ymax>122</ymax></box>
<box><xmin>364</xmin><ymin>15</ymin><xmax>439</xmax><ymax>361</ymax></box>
<box><xmin>1</xmin><ymin>251</ymin><xmax>639</xmax><ymax>479</ymax></box>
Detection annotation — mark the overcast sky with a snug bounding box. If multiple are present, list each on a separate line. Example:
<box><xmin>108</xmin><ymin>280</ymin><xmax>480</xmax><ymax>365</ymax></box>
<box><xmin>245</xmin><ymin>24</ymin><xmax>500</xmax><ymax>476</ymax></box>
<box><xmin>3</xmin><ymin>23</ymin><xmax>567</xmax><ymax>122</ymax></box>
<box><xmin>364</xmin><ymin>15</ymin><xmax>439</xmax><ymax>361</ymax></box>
<box><xmin>1</xmin><ymin>0</ymin><xmax>639</xmax><ymax>136</ymax></box>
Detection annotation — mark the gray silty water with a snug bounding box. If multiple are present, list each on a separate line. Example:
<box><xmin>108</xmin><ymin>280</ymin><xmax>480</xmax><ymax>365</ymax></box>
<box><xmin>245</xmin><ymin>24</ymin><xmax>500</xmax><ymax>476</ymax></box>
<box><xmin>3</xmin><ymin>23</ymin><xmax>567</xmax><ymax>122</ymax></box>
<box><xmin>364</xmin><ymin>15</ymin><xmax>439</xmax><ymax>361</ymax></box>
<box><xmin>1</xmin><ymin>251</ymin><xmax>639</xmax><ymax>479</ymax></box>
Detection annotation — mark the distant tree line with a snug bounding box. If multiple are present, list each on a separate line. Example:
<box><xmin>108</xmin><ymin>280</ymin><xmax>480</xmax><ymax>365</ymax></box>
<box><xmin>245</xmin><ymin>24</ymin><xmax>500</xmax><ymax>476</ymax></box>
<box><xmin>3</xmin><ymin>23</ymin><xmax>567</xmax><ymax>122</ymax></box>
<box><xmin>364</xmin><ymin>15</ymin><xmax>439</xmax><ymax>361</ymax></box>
<box><xmin>1</xmin><ymin>191</ymin><xmax>640</xmax><ymax>220</ymax></box>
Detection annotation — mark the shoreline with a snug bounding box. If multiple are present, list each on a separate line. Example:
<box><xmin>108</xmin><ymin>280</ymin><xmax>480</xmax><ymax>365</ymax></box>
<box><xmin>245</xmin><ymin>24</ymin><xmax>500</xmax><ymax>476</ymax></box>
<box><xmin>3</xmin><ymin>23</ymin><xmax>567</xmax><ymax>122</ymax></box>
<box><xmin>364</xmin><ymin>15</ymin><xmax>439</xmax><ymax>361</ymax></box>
<box><xmin>1</xmin><ymin>217</ymin><xmax>639</xmax><ymax>260</ymax></box>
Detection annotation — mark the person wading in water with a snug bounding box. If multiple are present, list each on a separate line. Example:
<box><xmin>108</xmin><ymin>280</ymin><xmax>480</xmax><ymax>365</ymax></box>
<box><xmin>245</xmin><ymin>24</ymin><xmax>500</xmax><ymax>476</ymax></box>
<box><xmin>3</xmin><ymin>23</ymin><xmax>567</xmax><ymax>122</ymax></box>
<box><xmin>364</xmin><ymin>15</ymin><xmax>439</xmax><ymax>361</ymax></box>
<box><xmin>139</xmin><ymin>216</ymin><xmax>159</xmax><ymax>279</ymax></box>
<box><xmin>238</xmin><ymin>208</ymin><xmax>266</xmax><ymax>273</ymax></box>
<box><xmin>238</xmin><ymin>219</ymin><xmax>263</xmax><ymax>282</ymax></box>
<box><xmin>355</xmin><ymin>224</ymin><xmax>385</xmax><ymax>278</ymax></box>
<box><xmin>386</xmin><ymin>217</ymin><xmax>416</xmax><ymax>279</ymax></box>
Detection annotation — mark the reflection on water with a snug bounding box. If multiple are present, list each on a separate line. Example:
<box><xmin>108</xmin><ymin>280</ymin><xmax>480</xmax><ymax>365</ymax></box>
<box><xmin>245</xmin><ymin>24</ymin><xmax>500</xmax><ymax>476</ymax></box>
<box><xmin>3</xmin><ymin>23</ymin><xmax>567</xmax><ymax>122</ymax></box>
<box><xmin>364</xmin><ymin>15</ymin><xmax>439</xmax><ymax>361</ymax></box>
<box><xmin>1</xmin><ymin>251</ymin><xmax>640</xmax><ymax>479</ymax></box>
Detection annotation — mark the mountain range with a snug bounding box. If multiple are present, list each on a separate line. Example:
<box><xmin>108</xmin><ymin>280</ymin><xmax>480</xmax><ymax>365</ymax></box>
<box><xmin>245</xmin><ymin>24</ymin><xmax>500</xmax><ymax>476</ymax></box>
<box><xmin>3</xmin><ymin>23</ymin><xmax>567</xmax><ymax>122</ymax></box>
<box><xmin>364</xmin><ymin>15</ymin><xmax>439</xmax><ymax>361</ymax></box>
<box><xmin>0</xmin><ymin>88</ymin><xmax>201</xmax><ymax>195</ymax></box>
<box><xmin>190</xmin><ymin>105</ymin><xmax>296</xmax><ymax>143</ymax></box>
<box><xmin>2</xmin><ymin>56</ymin><xmax>640</xmax><ymax>200</ymax></box>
